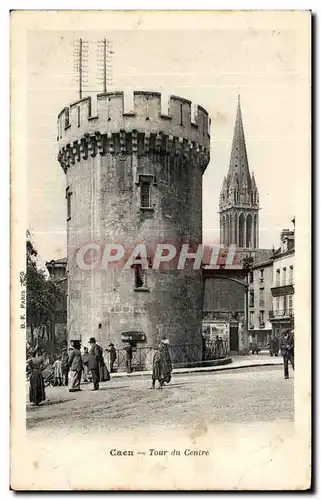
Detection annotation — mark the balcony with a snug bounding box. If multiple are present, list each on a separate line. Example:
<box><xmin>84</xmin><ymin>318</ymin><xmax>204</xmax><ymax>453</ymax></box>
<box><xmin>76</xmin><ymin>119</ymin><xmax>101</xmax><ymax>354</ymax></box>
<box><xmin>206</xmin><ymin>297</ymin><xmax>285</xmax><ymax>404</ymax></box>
<box><xmin>269</xmin><ymin>308</ymin><xmax>294</xmax><ymax>319</ymax></box>
<box><xmin>271</xmin><ymin>280</ymin><xmax>294</xmax><ymax>297</ymax></box>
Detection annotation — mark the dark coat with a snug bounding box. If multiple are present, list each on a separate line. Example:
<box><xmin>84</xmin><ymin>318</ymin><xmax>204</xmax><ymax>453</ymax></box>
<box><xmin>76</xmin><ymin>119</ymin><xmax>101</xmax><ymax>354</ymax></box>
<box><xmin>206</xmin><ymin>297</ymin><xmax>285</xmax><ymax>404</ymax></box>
<box><xmin>109</xmin><ymin>346</ymin><xmax>117</xmax><ymax>363</ymax></box>
<box><xmin>159</xmin><ymin>343</ymin><xmax>172</xmax><ymax>383</ymax></box>
<box><xmin>68</xmin><ymin>348</ymin><xmax>83</xmax><ymax>372</ymax></box>
<box><xmin>152</xmin><ymin>350</ymin><xmax>163</xmax><ymax>381</ymax></box>
<box><xmin>280</xmin><ymin>333</ymin><xmax>294</xmax><ymax>357</ymax></box>
<box><xmin>88</xmin><ymin>344</ymin><xmax>104</xmax><ymax>370</ymax></box>
<box><xmin>28</xmin><ymin>356</ymin><xmax>45</xmax><ymax>404</ymax></box>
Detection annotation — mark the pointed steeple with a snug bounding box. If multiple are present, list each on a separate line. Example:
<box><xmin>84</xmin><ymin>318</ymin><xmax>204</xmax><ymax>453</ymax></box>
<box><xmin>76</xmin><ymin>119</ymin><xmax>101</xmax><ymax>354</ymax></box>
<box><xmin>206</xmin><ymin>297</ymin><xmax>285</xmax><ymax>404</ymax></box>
<box><xmin>227</xmin><ymin>95</ymin><xmax>251</xmax><ymax>186</ymax></box>
<box><xmin>218</xmin><ymin>96</ymin><xmax>260</xmax><ymax>250</ymax></box>
<box><xmin>251</xmin><ymin>171</ymin><xmax>257</xmax><ymax>189</ymax></box>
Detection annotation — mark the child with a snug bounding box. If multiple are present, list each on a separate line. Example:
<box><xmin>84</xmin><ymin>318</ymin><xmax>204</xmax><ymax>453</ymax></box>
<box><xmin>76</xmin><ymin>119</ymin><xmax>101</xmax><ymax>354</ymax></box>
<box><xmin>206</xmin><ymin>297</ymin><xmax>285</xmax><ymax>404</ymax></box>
<box><xmin>53</xmin><ymin>356</ymin><xmax>63</xmax><ymax>386</ymax></box>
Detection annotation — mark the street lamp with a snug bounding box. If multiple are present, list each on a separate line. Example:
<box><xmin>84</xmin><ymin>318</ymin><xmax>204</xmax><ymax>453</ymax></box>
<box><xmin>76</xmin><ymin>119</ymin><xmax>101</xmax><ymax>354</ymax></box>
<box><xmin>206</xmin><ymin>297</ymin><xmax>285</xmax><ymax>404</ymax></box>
<box><xmin>242</xmin><ymin>254</ymin><xmax>254</xmax><ymax>355</ymax></box>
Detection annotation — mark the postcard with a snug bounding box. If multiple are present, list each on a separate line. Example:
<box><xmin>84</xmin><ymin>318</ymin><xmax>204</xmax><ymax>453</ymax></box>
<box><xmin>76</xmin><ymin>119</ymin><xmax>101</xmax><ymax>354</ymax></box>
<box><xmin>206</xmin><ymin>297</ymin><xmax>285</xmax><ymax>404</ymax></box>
<box><xmin>10</xmin><ymin>10</ymin><xmax>311</xmax><ymax>490</ymax></box>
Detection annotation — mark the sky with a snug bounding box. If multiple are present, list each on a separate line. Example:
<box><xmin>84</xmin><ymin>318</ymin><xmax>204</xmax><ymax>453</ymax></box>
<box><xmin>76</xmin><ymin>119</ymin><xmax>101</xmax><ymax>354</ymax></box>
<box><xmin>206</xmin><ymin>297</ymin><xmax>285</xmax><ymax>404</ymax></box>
<box><xmin>25</xmin><ymin>16</ymin><xmax>308</xmax><ymax>266</ymax></box>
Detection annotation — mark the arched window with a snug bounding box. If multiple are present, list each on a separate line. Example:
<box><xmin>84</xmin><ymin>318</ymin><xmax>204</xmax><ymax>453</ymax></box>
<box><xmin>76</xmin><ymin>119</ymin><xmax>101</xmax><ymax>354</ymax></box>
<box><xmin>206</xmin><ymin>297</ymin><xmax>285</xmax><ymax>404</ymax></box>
<box><xmin>253</xmin><ymin>214</ymin><xmax>257</xmax><ymax>248</ymax></box>
<box><xmin>246</xmin><ymin>213</ymin><xmax>253</xmax><ymax>248</ymax></box>
<box><xmin>229</xmin><ymin>214</ymin><xmax>233</xmax><ymax>245</ymax></box>
<box><xmin>239</xmin><ymin>213</ymin><xmax>245</xmax><ymax>247</ymax></box>
<box><xmin>234</xmin><ymin>213</ymin><xmax>238</xmax><ymax>245</ymax></box>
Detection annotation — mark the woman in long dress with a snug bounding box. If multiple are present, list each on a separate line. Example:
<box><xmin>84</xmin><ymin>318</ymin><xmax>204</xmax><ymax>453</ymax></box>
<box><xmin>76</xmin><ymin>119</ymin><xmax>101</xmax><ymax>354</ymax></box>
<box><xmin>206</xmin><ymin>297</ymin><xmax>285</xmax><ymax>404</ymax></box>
<box><xmin>151</xmin><ymin>347</ymin><xmax>163</xmax><ymax>389</ymax></box>
<box><xmin>159</xmin><ymin>341</ymin><xmax>172</xmax><ymax>384</ymax></box>
<box><xmin>27</xmin><ymin>351</ymin><xmax>46</xmax><ymax>405</ymax></box>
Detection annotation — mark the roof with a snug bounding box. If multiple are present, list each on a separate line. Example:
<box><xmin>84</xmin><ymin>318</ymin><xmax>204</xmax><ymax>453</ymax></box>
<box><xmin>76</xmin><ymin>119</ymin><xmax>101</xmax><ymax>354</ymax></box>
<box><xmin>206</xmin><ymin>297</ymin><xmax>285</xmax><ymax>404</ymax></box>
<box><xmin>271</xmin><ymin>247</ymin><xmax>295</xmax><ymax>260</ymax></box>
<box><xmin>252</xmin><ymin>249</ymin><xmax>274</xmax><ymax>267</ymax></box>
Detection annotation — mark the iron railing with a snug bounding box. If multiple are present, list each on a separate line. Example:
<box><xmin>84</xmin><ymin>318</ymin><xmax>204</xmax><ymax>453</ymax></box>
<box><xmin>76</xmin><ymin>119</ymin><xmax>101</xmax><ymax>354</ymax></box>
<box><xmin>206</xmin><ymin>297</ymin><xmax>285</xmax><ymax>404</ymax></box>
<box><xmin>27</xmin><ymin>341</ymin><xmax>230</xmax><ymax>375</ymax></box>
<box><xmin>111</xmin><ymin>340</ymin><xmax>229</xmax><ymax>372</ymax></box>
<box><xmin>269</xmin><ymin>309</ymin><xmax>294</xmax><ymax>319</ymax></box>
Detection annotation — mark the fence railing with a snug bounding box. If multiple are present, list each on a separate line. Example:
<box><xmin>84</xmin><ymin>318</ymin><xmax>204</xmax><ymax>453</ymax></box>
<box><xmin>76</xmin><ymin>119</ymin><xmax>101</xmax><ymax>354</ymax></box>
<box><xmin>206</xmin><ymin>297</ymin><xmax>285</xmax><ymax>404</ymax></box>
<box><xmin>269</xmin><ymin>309</ymin><xmax>294</xmax><ymax>319</ymax></box>
<box><xmin>112</xmin><ymin>340</ymin><xmax>229</xmax><ymax>372</ymax></box>
<box><xmin>27</xmin><ymin>341</ymin><xmax>230</xmax><ymax>374</ymax></box>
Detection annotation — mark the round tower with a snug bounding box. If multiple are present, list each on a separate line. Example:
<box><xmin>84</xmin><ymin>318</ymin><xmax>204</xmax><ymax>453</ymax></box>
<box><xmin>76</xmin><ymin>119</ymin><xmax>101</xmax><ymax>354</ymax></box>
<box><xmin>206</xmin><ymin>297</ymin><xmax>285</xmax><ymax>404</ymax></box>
<box><xmin>57</xmin><ymin>90</ymin><xmax>210</xmax><ymax>357</ymax></box>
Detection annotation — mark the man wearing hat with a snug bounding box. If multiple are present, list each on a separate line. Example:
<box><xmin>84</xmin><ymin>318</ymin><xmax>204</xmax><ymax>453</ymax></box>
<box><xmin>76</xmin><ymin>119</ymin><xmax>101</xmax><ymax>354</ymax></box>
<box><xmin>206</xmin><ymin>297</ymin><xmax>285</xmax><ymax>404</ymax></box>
<box><xmin>108</xmin><ymin>343</ymin><xmax>117</xmax><ymax>373</ymax></box>
<box><xmin>68</xmin><ymin>340</ymin><xmax>83</xmax><ymax>392</ymax></box>
<box><xmin>280</xmin><ymin>329</ymin><xmax>294</xmax><ymax>379</ymax></box>
<box><xmin>88</xmin><ymin>337</ymin><xmax>104</xmax><ymax>391</ymax></box>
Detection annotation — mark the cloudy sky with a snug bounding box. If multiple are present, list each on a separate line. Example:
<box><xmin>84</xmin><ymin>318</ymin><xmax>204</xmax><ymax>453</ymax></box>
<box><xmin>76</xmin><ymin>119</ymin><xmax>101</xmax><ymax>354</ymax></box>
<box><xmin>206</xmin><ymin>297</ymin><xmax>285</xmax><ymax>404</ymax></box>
<box><xmin>23</xmin><ymin>11</ymin><xmax>309</xmax><ymax>266</ymax></box>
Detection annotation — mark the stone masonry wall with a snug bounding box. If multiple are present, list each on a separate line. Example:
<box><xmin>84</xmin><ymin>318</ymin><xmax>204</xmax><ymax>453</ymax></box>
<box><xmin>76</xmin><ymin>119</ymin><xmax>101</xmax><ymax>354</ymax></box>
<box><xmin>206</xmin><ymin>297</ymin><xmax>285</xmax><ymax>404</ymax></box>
<box><xmin>58</xmin><ymin>91</ymin><xmax>210</xmax><ymax>356</ymax></box>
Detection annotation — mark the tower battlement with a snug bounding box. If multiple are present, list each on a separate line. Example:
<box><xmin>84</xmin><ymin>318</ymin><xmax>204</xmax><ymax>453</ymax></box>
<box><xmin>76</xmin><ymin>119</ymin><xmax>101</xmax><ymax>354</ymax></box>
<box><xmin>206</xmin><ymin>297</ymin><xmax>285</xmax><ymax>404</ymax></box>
<box><xmin>57</xmin><ymin>90</ymin><xmax>210</xmax><ymax>152</ymax></box>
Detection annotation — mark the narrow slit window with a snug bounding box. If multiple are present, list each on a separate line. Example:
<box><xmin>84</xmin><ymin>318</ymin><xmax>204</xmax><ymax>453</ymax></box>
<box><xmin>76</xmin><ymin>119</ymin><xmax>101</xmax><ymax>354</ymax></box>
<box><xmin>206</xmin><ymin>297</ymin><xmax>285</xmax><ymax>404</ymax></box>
<box><xmin>135</xmin><ymin>267</ymin><xmax>147</xmax><ymax>289</ymax></box>
<box><xmin>66</xmin><ymin>187</ymin><xmax>72</xmax><ymax>220</ymax></box>
<box><xmin>77</xmin><ymin>107</ymin><xmax>81</xmax><ymax>127</ymax></box>
<box><xmin>180</xmin><ymin>104</ymin><xmax>183</xmax><ymax>126</ymax></box>
<box><xmin>140</xmin><ymin>181</ymin><xmax>150</xmax><ymax>208</ymax></box>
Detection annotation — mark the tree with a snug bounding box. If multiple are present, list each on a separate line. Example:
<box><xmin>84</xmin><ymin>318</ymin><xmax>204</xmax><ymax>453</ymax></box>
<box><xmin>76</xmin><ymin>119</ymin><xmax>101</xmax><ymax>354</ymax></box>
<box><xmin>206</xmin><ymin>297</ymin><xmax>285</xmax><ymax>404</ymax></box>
<box><xmin>26</xmin><ymin>231</ymin><xmax>62</xmax><ymax>349</ymax></box>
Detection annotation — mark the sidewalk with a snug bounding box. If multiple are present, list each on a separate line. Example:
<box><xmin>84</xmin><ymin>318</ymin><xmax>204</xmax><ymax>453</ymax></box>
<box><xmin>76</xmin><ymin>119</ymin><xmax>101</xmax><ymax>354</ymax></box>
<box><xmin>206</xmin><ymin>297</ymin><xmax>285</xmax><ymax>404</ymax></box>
<box><xmin>110</xmin><ymin>354</ymin><xmax>283</xmax><ymax>379</ymax></box>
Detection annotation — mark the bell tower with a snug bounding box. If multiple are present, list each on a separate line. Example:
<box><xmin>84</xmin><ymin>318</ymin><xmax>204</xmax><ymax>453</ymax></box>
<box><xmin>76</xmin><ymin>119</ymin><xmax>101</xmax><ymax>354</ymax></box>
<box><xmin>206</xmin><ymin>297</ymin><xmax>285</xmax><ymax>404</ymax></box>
<box><xmin>219</xmin><ymin>96</ymin><xmax>259</xmax><ymax>249</ymax></box>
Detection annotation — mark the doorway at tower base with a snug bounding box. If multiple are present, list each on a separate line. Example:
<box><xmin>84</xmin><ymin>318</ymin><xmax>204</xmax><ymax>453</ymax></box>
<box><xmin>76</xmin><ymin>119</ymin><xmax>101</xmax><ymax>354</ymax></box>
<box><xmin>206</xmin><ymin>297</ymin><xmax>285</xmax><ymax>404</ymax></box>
<box><xmin>202</xmin><ymin>319</ymin><xmax>249</xmax><ymax>355</ymax></box>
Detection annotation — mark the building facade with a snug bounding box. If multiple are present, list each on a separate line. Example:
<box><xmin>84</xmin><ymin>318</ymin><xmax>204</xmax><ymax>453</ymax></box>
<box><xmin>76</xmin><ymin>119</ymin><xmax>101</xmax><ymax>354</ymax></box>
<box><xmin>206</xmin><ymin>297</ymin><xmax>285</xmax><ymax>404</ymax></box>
<box><xmin>203</xmin><ymin>96</ymin><xmax>263</xmax><ymax>354</ymax></box>
<box><xmin>57</xmin><ymin>91</ymin><xmax>210</xmax><ymax>356</ymax></box>
<box><xmin>202</xmin><ymin>266</ymin><xmax>248</xmax><ymax>354</ymax></box>
<box><xmin>270</xmin><ymin>229</ymin><xmax>295</xmax><ymax>337</ymax></box>
<box><xmin>248</xmin><ymin>254</ymin><xmax>273</xmax><ymax>346</ymax></box>
<box><xmin>219</xmin><ymin>96</ymin><xmax>259</xmax><ymax>249</ymax></box>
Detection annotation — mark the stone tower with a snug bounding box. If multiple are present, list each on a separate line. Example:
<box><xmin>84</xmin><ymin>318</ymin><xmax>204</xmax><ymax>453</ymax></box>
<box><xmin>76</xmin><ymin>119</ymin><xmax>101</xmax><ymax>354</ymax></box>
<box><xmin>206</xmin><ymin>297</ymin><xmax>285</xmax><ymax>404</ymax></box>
<box><xmin>57</xmin><ymin>91</ymin><xmax>210</xmax><ymax>356</ymax></box>
<box><xmin>219</xmin><ymin>96</ymin><xmax>259</xmax><ymax>249</ymax></box>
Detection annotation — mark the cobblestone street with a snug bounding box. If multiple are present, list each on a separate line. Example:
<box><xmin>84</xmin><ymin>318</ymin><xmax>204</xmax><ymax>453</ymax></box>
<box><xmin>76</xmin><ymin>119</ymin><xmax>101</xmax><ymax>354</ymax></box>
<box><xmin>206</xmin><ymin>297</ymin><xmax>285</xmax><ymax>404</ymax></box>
<box><xmin>27</xmin><ymin>365</ymin><xmax>294</xmax><ymax>433</ymax></box>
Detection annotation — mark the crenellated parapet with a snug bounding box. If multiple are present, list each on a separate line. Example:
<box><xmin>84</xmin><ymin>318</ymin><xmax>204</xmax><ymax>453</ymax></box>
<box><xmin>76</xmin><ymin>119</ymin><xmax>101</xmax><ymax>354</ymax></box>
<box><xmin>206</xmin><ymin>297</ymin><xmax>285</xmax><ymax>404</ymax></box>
<box><xmin>57</xmin><ymin>130</ymin><xmax>210</xmax><ymax>173</ymax></box>
<box><xmin>57</xmin><ymin>90</ymin><xmax>211</xmax><ymax>173</ymax></box>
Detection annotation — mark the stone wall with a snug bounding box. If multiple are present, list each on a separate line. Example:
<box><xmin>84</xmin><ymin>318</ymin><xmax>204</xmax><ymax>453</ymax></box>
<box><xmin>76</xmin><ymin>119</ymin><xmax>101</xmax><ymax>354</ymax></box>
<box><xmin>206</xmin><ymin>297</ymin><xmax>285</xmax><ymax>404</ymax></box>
<box><xmin>58</xmin><ymin>91</ymin><xmax>210</xmax><ymax>355</ymax></box>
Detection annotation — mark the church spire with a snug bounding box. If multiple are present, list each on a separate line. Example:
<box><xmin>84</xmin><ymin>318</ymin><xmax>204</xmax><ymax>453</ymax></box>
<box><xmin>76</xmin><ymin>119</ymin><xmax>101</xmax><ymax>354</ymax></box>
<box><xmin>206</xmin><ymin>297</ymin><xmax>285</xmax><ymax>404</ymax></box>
<box><xmin>227</xmin><ymin>95</ymin><xmax>251</xmax><ymax>186</ymax></box>
<box><xmin>219</xmin><ymin>96</ymin><xmax>260</xmax><ymax>249</ymax></box>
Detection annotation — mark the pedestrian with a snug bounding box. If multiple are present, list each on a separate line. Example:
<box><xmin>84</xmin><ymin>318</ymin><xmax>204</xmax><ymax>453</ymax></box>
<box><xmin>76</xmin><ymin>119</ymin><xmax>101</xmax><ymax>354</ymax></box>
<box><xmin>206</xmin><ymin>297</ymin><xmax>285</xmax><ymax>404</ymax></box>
<box><xmin>53</xmin><ymin>356</ymin><xmax>63</xmax><ymax>386</ymax></box>
<box><xmin>61</xmin><ymin>347</ymin><xmax>70</xmax><ymax>386</ymax></box>
<box><xmin>272</xmin><ymin>336</ymin><xmax>280</xmax><ymax>356</ymax></box>
<box><xmin>201</xmin><ymin>334</ymin><xmax>206</xmax><ymax>361</ymax></box>
<box><xmin>159</xmin><ymin>340</ymin><xmax>172</xmax><ymax>384</ymax></box>
<box><xmin>150</xmin><ymin>347</ymin><xmax>163</xmax><ymax>389</ymax></box>
<box><xmin>68</xmin><ymin>340</ymin><xmax>83</xmax><ymax>392</ymax></box>
<box><xmin>124</xmin><ymin>341</ymin><xmax>133</xmax><ymax>374</ymax></box>
<box><xmin>82</xmin><ymin>346</ymin><xmax>90</xmax><ymax>382</ymax></box>
<box><xmin>108</xmin><ymin>343</ymin><xmax>117</xmax><ymax>373</ymax></box>
<box><xmin>214</xmin><ymin>335</ymin><xmax>220</xmax><ymax>357</ymax></box>
<box><xmin>268</xmin><ymin>335</ymin><xmax>273</xmax><ymax>357</ymax></box>
<box><xmin>88</xmin><ymin>337</ymin><xmax>104</xmax><ymax>391</ymax></box>
<box><xmin>26</xmin><ymin>349</ymin><xmax>46</xmax><ymax>406</ymax></box>
<box><xmin>280</xmin><ymin>329</ymin><xmax>294</xmax><ymax>379</ymax></box>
